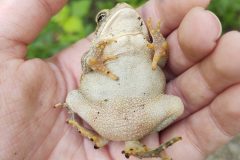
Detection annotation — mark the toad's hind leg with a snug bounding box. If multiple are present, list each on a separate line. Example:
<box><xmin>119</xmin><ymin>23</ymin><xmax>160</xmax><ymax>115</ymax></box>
<box><xmin>122</xmin><ymin>137</ymin><xmax>182</xmax><ymax>159</ymax></box>
<box><xmin>147</xmin><ymin>18</ymin><xmax>168</xmax><ymax>70</ymax></box>
<box><xmin>87</xmin><ymin>39</ymin><xmax>119</xmax><ymax>80</ymax></box>
<box><xmin>54</xmin><ymin>103</ymin><xmax>108</xmax><ymax>149</ymax></box>
<box><xmin>67</xmin><ymin>119</ymin><xmax>108</xmax><ymax>149</ymax></box>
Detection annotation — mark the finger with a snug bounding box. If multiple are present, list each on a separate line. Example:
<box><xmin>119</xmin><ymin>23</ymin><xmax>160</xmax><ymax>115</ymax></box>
<box><xmin>167</xmin><ymin>31</ymin><xmax>240</xmax><ymax>117</ymax></box>
<box><xmin>167</xmin><ymin>7</ymin><xmax>222</xmax><ymax>75</ymax></box>
<box><xmin>139</xmin><ymin>0</ymin><xmax>211</xmax><ymax>35</ymax></box>
<box><xmin>0</xmin><ymin>0</ymin><xmax>67</xmax><ymax>52</ymax></box>
<box><xmin>161</xmin><ymin>84</ymin><xmax>240</xmax><ymax>160</ymax></box>
<box><xmin>48</xmin><ymin>38</ymin><xmax>91</xmax><ymax>89</ymax></box>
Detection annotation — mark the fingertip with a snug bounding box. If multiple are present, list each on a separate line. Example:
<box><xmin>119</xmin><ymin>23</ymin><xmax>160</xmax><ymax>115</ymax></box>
<box><xmin>178</xmin><ymin>7</ymin><xmax>222</xmax><ymax>62</ymax></box>
<box><xmin>139</xmin><ymin>0</ymin><xmax>212</xmax><ymax>35</ymax></box>
<box><xmin>206</xmin><ymin>10</ymin><xmax>222</xmax><ymax>38</ymax></box>
<box><xmin>221</xmin><ymin>30</ymin><xmax>240</xmax><ymax>42</ymax></box>
<box><xmin>0</xmin><ymin>0</ymin><xmax>67</xmax><ymax>46</ymax></box>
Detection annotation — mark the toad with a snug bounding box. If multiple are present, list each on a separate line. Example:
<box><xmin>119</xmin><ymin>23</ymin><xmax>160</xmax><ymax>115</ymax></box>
<box><xmin>55</xmin><ymin>3</ymin><xmax>184</xmax><ymax>159</ymax></box>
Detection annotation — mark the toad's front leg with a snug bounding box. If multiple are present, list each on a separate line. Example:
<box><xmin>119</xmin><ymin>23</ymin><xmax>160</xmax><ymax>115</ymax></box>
<box><xmin>147</xmin><ymin>18</ymin><xmax>168</xmax><ymax>70</ymax></box>
<box><xmin>87</xmin><ymin>40</ymin><xmax>119</xmax><ymax>80</ymax></box>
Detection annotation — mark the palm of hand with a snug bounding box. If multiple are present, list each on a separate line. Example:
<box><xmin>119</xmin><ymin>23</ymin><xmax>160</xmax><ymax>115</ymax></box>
<box><xmin>1</xmin><ymin>1</ymin><xmax>240</xmax><ymax>160</ymax></box>
<box><xmin>0</xmin><ymin>57</ymin><xmax>62</xmax><ymax>158</ymax></box>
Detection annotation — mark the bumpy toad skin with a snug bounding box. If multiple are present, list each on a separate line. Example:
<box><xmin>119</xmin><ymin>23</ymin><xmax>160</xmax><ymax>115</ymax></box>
<box><xmin>63</xmin><ymin>2</ymin><xmax>184</xmax><ymax>159</ymax></box>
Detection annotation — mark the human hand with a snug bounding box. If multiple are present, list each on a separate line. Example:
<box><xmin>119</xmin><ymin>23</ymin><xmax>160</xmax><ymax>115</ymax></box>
<box><xmin>0</xmin><ymin>0</ymin><xmax>240</xmax><ymax>160</ymax></box>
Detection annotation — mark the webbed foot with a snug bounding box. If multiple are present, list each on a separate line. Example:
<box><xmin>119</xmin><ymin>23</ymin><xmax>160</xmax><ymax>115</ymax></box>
<box><xmin>87</xmin><ymin>39</ymin><xmax>119</xmax><ymax>80</ymax></box>
<box><xmin>122</xmin><ymin>137</ymin><xmax>182</xmax><ymax>159</ymax></box>
<box><xmin>147</xmin><ymin>18</ymin><xmax>168</xmax><ymax>70</ymax></box>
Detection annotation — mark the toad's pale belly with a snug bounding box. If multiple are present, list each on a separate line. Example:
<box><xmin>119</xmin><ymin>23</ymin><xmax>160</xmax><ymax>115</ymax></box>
<box><xmin>67</xmin><ymin>53</ymin><xmax>174</xmax><ymax>141</ymax></box>
<box><xmin>66</xmin><ymin>35</ymin><xmax>183</xmax><ymax>141</ymax></box>
<box><xmin>80</xmin><ymin>53</ymin><xmax>165</xmax><ymax>102</ymax></box>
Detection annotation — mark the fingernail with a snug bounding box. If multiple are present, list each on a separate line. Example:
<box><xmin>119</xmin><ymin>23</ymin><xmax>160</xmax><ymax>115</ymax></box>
<box><xmin>207</xmin><ymin>10</ymin><xmax>222</xmax><ymax>38</ymax></box>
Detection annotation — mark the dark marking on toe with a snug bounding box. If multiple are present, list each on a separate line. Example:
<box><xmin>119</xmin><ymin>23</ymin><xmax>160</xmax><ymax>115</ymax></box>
<box><xmin>78</xmin><ymin>130</ymin><xmax>81</xmax><ymax>133</ymax></box>
<box><xmin>94</xmin><ymin>145</ymin><xmax>99</xmax><ymax>149</ymax></box>
<box><xmin>140</xmin><ymin>21</ymin><xmax>143</xmax><ymax>26</ymax></box>
<box><xmin>130</xmin><ymin>148</ymin><xmax>133</xmax><ymax>151</ymax></box>
<box><xmin>107</xmin><ymin>71</ymin><xmax>110</xmax><ymax>74</ymax></box>
<box><xmin>104</xmin><ymin>99</ymin><xmax>108</xmax><ymax>102</ymax></box>
<box><xmin>97</xmin><ymin>111</ymin><xmax>100</xmax><ymax>114</ymax></box>
<box><xmin>90</xmin><ymin>138</ymin><xmax>94</xmax><ymax>141</ymax></box>
<box><xmin>138</xmin><ymin>17</ymin><xmax>141</xmax><ymax>20</ymax></box>
<box><xmin>121</xmin><ymin>150</ymin><xmax>125</xmax><ymax>154</ymax></box>
<box><xmin>125</xmin><ymin>154</ymin><xmax>130</xmax><ymax>158</ymax></box>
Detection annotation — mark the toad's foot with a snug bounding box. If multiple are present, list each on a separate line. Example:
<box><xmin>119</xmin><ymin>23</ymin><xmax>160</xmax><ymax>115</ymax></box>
<box><xmin>54</xmin><ymin>103</ymin><xmax>108</xmax><ymax>149</ymax></box>
<box><xmin>147</xmin><ymin>18</ymin><xmax>168</xmax><ymax>70</ymax></box>
<box><xmin>122</xmin><ymin>137</ymin><xmax>182</xmax><ymax>159</ymax></box>
<box><xmin>87</xmin><ymin>40</ymin><xmax>119</xmax><ymax>80</ymax></box>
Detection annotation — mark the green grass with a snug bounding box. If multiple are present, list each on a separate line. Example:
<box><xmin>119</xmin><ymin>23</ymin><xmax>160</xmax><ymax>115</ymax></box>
<box><xmin>27</xmin><ymin>0</ymin><xmax>240</xmax><ymax>59</ymax></box>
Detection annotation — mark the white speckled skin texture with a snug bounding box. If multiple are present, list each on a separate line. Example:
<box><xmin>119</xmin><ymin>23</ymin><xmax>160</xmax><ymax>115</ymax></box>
<box><xmin>66</xmin><ymin>3</ymin><xmax>184</xmax><ymax>141</ymax></box>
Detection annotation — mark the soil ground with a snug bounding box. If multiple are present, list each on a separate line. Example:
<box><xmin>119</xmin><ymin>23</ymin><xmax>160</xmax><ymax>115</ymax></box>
<box><xmin>207</xmin><ymin>135</ymin><xmax>240</xmax><ymax>160</ymax></box>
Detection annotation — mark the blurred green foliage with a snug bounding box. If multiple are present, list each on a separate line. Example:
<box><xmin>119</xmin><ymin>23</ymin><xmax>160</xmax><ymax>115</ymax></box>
<box><xmin>27</xmin><ymin>0</ymin><xmax>240</xmax><ymax>59</ymax></box>
<box><xmin>209</xmin><ymin>0</ymin><xmax>240</xmax><ymax>32</ymax></box>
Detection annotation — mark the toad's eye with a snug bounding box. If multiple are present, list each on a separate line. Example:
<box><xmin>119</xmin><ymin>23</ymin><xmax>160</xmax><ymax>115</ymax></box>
<box><xmin>95</xmin><ymin>9</ymin><xmax>109</xmax><ymax>24</ymax></box>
